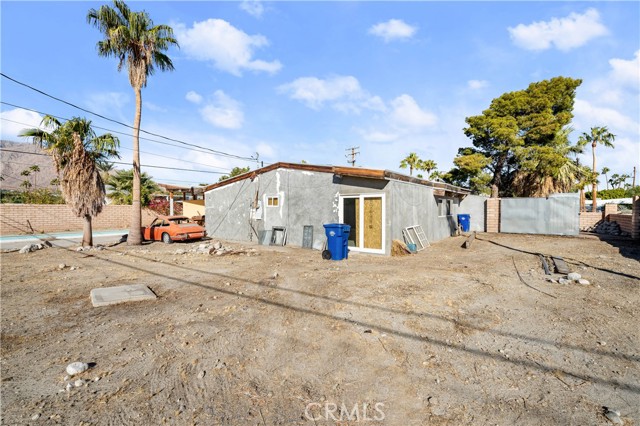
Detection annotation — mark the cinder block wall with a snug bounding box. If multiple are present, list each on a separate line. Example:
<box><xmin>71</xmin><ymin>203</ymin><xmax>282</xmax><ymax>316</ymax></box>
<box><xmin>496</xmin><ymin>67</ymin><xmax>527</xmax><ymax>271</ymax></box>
<box><xmin>485</xmin><ymin>198</ymin><xmax>501</xmax><ymax>233</ymax></box>
<box><xmin>579</xmin><ymin>212</ymin><xmax>603</xmax><ymax>229</ymax></box>
<box><xmin>0</xmin><ymin>204</ymin><xmax>157</xmax><ymax>235</ymax></box>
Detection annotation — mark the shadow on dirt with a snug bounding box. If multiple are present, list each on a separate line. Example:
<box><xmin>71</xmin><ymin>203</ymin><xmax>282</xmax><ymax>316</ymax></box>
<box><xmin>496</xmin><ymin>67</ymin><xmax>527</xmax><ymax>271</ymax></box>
<box><xmin>476</xmin><ymin>235</ymin><xmax>640</xmax><ymax>281</ymax></box>
<box><xmin>62</xmin><ymin>244</ymin><xmax>640</xmax><ymax>396</ymax></box>
<box><xmin>586</xmin><ymin>233</ymin><xmax>640</xmax><ymax>263</ymax></box>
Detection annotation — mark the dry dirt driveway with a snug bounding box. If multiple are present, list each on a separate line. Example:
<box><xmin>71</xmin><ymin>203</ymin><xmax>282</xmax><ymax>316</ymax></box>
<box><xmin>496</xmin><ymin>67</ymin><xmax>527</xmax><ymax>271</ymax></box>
<box><xmin>1</xmin><ymin>233</ymin><xmax>639</xmax><ymax>425</ymax></box>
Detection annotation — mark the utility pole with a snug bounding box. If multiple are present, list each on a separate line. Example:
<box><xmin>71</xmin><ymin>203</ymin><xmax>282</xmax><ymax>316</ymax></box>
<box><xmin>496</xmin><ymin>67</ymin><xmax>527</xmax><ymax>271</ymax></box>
<box><xmin>345</xmin><ymin>146</ymin><xmax>360</xmax><ymax>167</ymax></box>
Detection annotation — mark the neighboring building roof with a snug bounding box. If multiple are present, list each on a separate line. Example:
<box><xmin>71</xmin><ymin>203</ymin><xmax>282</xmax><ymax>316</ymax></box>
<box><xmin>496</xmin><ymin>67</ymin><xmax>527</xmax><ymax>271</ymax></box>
<box><xmin>157</xmin><ymin>183</ymin><xmax>206</xmax><ymax>194</ymax></box>
<box><xmin>204</xmin><ymin>162</ymin><xmax>471</xmax><ymax>196</ymax></box>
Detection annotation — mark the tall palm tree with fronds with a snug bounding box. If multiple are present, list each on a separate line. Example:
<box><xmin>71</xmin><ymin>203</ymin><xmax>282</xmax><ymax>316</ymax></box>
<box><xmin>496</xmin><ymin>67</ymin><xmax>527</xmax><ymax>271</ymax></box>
<box><xmin>87</xmin><ymin>0</ymin><xmax>178</xmax><ymax>245</ymax></box>
<box><xmin>20</xmin><ymin>116</ymin><xmax>119</xmax><ymax>246</ymax></box>
<box><xmin>400</xmin><ymin>153</ymin><xmax>423</xmax><ymax>176</ymax></box>
<box><xmin>578</xmin><ymin>127</ymin><xmax>615</xmax><ymax>212</ymax></box>
<box><xmin>601</xmin><ymin>166</ymin><xmax>611</xmax><ymax>190</ymax></box>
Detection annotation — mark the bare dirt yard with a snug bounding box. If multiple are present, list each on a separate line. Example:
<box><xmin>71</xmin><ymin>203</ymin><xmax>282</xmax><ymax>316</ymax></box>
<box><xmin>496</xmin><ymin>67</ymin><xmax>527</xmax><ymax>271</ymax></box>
<box><xmin>1</xmin><ymin>233</ymin><xmax>639</xmax><ymax>425</ymax></box>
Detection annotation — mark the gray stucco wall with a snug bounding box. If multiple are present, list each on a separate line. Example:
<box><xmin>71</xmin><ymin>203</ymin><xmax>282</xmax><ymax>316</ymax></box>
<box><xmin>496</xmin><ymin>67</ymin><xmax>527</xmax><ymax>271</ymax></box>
<box><xmin>387</xmin><ymin>180</ymin><xmax>462</xmax><ymax>247</ymax></box>
<box><xmin>205</xmin><ymin>169</ymin><xmax>339</xmax><ymax>250</ymax></box>
<box><xmin>460</xmin><ymin>194</ymin><xmax>487</xmax><ymax>232</ymax></box>
<box><xmin>205</xmin><ymin>167</ymin><xmax>467</xmax><ymax>254</ymax></box>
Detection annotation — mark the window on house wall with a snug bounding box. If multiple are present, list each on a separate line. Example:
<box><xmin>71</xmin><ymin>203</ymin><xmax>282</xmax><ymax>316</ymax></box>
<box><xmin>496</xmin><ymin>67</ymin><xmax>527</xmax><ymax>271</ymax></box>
<box><xmin>267</xmin><ymin>196</ymin><xmax>279</xmax><ymax>207</ymax></box>
<box><xmin>437</xmin><ymin>197</ymin><xmax>454</xmax><ymax>216</ymax></box>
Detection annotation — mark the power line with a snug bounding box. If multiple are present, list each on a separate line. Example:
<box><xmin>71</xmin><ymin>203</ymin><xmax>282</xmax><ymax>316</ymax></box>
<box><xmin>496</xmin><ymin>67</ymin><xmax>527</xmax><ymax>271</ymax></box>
<box><xmin>0</xmin><ymin>148</ymin><xmax>226</xmax><ymax>175</ymax></box>
<box><xmin>0</xmin><ymin>73</ymin><xmax>255</xmax><ymax>161</ymax></box>
<box><xmin>345</xmin><ymin>146</ymin><xmax>360</xmax><ymax>166</ymax></box>
<box><xmin>1</xmin><ymin>103</ymin><xmax>241</xmax><ymax>160</ymax></box>
<box><xmin>1</xmin><ymin>116</ymin><xmax>231</xmax><ymax>172</ymax></box>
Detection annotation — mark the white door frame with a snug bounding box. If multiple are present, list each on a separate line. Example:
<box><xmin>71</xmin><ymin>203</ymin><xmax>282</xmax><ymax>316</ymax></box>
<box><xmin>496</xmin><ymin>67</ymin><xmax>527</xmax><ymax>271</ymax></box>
<box><xmin>339</xmin><ymin>193</ymin><xmax>386</xmax><ymax>254</ymax></box>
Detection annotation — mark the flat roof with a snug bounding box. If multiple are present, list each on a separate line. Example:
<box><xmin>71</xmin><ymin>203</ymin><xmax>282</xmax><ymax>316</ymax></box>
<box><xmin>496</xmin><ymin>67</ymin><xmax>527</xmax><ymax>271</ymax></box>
<box><xmin>204</xmin><ymin>162</ymin><xmax>471</xmax><ymax>196</ymax></box>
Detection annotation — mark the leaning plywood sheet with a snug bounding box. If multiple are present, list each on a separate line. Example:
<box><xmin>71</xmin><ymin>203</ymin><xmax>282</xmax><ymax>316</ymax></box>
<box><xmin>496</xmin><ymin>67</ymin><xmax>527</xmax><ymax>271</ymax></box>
<box><xmin>90</xmin><ymin>284</ymin><xmax>157</xmax><ymax>307</ymax></box>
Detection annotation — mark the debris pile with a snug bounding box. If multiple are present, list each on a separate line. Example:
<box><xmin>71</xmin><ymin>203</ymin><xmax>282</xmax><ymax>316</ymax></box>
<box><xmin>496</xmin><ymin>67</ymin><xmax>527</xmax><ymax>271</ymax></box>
<box><xmin>586</xmin><ymin>220</ymin><xmax>629</xmax><ymax>237</ymax></box>
<box><xmin>76</xmin><ymin>245</ymin><xmax>106</xmax><ymax>252</ymax></box>
<box><xmin>557</xmin><ymin>272</ymin><xmax>591</xmax><ymax>286</ymax></box>
<box><xmin>174</xmin><ymin>241</ymin><xmax>257</xmax><ymax>257</ymax></box>
<box><xmin>392</xmin><ymin>239</ymin><xmax>412</xmax><ymax>256</ymax></box>
<box><xmin>18</xmin><ymin>241</ymin><xmax>52</xmax><ymax>254</ymax></box>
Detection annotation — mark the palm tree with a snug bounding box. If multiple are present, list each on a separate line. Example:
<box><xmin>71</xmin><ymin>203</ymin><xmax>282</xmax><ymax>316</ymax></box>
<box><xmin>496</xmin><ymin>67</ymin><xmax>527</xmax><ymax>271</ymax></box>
<box><xmin>601</xmin><ymin>167</ymin><xmax>611</xmax><ymax>190</ymax></box>
<box><xmin>105</xmin><ymin>168</ymin><xmax>160</xmax><ymax>206</ymax></box>
<box><xmin>87</xmin><ymin>0</ymin><xmax>178</xmax><ymax>245</ymax></box>
<box><xmin>20</xmin><ymin>116</ymin><xmax>119</xmax><ymax>246</ymax></box>
<box><xmin>400</xmin><ymin>153</ymin><xmax>423</xmax><ymax>176</ymax></box>
<box><xmin>578</xmin><ymin>126</ymin><xmax>615</xmax><ymax>212</ymax></box>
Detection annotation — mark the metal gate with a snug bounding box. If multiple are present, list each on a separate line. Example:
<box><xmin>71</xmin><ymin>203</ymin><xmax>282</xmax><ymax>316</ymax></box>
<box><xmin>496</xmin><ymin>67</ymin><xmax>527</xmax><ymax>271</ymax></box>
<box><xmin>501</xmin><ymin>193</ymin><xmax>579</xmax><ymax>236</ymax></box>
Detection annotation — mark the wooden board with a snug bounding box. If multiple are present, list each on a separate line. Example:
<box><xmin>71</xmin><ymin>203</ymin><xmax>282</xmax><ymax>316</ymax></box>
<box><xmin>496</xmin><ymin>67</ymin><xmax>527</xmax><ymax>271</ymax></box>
<box><xmin>462</xmin><ymin>232</ymin><xmax>475</xmax><ymax>249</ymax></box>
<box><xmin>363</xmin><ymin>197</ymin><xmax>382</xmax><ymax>250</ymax></box>
<box><xmin>552</xmin><ymin>256</ymin><xmax>570</xmax><ymax>274</ymax></box>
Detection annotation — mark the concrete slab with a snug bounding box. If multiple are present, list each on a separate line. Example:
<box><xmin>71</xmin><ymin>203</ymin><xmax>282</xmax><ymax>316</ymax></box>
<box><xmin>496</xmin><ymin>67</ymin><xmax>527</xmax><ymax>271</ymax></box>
<box><xmin>90</xmin><ymin>284</ymin><xmax>156</xmax><ymax>307</ymax></box>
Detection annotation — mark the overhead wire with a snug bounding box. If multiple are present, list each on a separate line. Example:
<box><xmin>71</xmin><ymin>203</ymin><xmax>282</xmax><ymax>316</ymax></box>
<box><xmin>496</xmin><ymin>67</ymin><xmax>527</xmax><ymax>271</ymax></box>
<box><xmin>1</xmin><ymin>102</ymin><xmax>241</xmax><ymax>160</ymax></box>
<box><xmin>0</xmin><ymin>148</ymin><xmax>227</xmax><ymax>175</ymax></box>
<box><xmin>0</xmin><ymin>73</ymin><xmax>256</xmax><ymax>161</ymax></box>
<box><xmin>1</xmin><ymin>116</ymin><xmax>231</xmax><ymax>172</ymax></box>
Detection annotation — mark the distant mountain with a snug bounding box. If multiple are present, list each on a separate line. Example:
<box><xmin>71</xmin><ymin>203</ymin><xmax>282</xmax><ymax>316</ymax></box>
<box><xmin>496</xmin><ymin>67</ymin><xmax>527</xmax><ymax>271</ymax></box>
<box><xmin>0</xmin><ymin>140</ymin><xmax>58</xmax><ymax>191</ymax></box>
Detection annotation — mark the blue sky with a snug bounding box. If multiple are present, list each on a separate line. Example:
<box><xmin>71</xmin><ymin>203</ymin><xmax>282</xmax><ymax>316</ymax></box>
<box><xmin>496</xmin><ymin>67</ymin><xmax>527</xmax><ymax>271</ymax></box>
<box><xmin>1</xmin><ymin>1</ymin><xmax>638</xmax><ymax>188</ymax></box>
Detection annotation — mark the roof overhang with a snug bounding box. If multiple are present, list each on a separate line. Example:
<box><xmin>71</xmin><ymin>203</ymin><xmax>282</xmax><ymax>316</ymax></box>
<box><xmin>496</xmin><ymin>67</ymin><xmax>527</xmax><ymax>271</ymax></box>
<box><xmin>204</xmin><ymin>162</ymin><xmax>471</xmax><ymax>197</ymax></box>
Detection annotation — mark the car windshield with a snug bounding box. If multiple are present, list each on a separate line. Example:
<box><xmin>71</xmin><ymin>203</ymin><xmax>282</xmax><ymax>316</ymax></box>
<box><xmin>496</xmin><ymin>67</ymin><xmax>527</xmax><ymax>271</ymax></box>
<box><xmin>170</xmin><ymin>218</ymin><xmax>187</xmax><ymax>224</ymax></box>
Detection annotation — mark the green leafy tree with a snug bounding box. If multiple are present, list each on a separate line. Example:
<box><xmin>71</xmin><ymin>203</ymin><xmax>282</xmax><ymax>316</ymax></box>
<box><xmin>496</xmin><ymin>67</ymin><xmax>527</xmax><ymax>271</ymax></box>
<box><xmin>444</xmin><ymin>149</ymin><xmax>492</xmax><ymax>194</ymax></box>
<box><xmin>20</xmin><ymin>115</ymin><xmax>120</xmax><ymax>246</ymax></box>
<box><xmin>577</xmin><ymin>126</ymin><xmax>615</xmax><ymax>212</ymax></box>
<box><xmin>88</xmin><ymin>0</ymin><xmax>179</xmax><ymax>245</ymax></box>
<box><xmin>106</xmin><ymin>168</ymin><xmax>161</xmax><ymax>206</ymax></box>
<box><xmin>218</xmin><ymin>166</ymin><xmax>251</xmax><ymax>182</ymax></box>
<box><xmin>459</xmin><ymin>76</ymin><xmax>582</xmax><ymax>197</ymax></box>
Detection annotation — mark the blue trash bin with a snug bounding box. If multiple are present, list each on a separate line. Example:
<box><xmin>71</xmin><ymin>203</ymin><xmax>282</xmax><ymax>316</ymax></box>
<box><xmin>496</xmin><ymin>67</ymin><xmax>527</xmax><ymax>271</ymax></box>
<box><xmin>323</xmin><ymin>223</ymin><xmax>350</xmax><ymax>260</ymax></box>
<box><xmin>457</xmin><ymin>214</ymin><xmax>470</xmax><ymax>232</ymax></box>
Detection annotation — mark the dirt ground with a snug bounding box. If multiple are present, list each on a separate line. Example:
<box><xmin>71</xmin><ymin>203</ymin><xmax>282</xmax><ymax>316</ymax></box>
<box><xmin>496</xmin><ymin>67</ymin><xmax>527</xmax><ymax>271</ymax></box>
<box><xmin>1</xmin><ymin>232</ymin><xmax>639</xmax><ymax>425</ymax></box>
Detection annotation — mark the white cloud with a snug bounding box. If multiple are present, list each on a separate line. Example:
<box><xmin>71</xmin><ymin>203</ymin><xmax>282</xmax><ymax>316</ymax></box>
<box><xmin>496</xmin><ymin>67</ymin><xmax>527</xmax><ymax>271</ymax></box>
<box><xmin>389</xmin><ymin>94</ymin><xmax>437</xmax><ymax>128</ymax></box>
<box><xmin>278</xmin><ymin>75</ymin><xmax>386</xmax><ymax>113</ymax></box>
<box><xmin>240</xmin><ymin>0</ymin><xmax>264</xmax><ymax>18</ymax></box>
<box><xmin>0</xmin><ymin>108</ymin><xmax>44</xmax><ymax>140</ymax></box>
<box><xmin>85</xmin><ymin>91</ymin><xmax>129</xmax><ymax>114</ymax></box>
<box><xmin>175</xmin><ymin>19</ymin><xmax>282</xmax><ymax>76</ymax></box>
<box><xmin>358</xmin><ymin>129</ymin><xmax>399</xmax><ymax>143</ymax></box>
<box><xmin>369</xmin><ymin>19</ymin><xmax>417</xmax><ymax>42</ymax></box>
<box><xmin>468</xmin><ymin>80</ymin><xmax>489</xmax><ymax>90</ymax></box>
<box><xmin>186</xmin><ymin>91</ymin><xmax>203</xmax><ymax>104</ymax></box>
<box><xmin>609</xmin><ymin>50</ymin><xmax>640</xmax><ymax>90</ymax></box>
<box><xmin>573</xmin><ymin>99</ymin><xmax>638</xmax><ymax>134</ymax></box>
<box><xmin>256</xmin><ymin>142</ymin><xmax>275</xmax><ymax>159</ymax></box>
<box><xmin>145</xmin><ymin>102</ymin><xmax>168</xmax><ymax>113</ymax></box>
<box><xmin>199</xmin><ymin>90</ymin><xmax>244</xmax><ymax>129</ymax></box>
<box><xmin>508</xmin><ymin>8</ymin><xmax>608</xmax><ymax>51</ymax></box>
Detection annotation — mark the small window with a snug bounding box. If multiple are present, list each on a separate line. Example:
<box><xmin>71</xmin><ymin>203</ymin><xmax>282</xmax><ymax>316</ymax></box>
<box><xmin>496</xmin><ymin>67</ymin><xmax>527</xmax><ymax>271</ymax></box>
<box><xmin>436</xmin><ymin>197</ymin><xmax>453</xmax><ymax>217</ymax></box>
<box><xmin>267</xmin><ymin>196</ymin><xmax>279</xmax><ymax>207</ymax></box>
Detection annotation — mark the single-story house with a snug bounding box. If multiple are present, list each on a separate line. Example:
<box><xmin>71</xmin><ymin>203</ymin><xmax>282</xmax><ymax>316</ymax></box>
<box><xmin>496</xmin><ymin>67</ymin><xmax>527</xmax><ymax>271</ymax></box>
<box><xmin>203</xmin><ymin>162</ymin><xmax>486</xmax><ymax>255</ymax></box>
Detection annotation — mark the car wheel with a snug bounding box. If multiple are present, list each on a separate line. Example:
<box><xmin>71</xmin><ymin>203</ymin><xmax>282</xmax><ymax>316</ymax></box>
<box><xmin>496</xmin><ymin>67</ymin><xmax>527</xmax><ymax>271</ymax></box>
<box><xmin>162</xmin><ymin>233</ymin><xmax>173</xmax><ymax>244</ymax></box>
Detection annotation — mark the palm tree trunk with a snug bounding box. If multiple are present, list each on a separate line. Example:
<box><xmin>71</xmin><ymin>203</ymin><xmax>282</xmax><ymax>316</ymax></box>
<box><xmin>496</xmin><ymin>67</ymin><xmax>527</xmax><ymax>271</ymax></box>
<box><xmin>82</xmin><ymin>214</ymin><xmax>93</xmax><ymax>247</ymax></box>
<box><xmin>592</xmin><ymin>143</ymin><xmax>597</xmax><ymax>212</ymax></box>
<box><xmin>128</xmin><ymin>87</ymin><xmax>143</xmax><ymax>245</ymax></box>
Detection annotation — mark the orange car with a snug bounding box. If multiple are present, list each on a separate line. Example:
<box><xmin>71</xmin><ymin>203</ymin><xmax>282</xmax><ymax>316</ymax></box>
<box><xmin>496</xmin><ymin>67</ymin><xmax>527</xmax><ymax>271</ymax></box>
<box><xmin>143</xmin><ymin>215</ymin><xmax>207</xmax><ymax>244</ymax></box>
